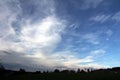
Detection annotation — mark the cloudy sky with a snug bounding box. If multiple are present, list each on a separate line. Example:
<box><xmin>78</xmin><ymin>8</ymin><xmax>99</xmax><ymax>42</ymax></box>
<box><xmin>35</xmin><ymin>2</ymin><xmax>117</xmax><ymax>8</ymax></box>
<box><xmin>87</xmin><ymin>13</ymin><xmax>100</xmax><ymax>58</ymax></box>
<box><xmin>0</xmin><ymin>0</ymin><xmax>120</xmax><ymax>71</ymax></box>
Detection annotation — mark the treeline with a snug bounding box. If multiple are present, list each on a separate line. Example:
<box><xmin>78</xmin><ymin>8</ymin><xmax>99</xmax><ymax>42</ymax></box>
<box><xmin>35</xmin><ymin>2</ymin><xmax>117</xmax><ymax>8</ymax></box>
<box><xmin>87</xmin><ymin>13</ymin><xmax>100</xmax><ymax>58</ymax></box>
<box><xmin>1</xmin><ymin>65</ymin><xmax>120</xmax><ymax>80</ymax></box>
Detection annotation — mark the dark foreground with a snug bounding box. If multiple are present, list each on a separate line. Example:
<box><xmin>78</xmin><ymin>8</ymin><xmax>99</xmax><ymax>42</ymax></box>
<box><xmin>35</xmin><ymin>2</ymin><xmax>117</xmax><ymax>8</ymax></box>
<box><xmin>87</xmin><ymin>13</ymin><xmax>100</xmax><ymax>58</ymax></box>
<box><xmin>1</xmin><ymin>67</ymin><xmax>120</xmax><ymax>80</ymax></box>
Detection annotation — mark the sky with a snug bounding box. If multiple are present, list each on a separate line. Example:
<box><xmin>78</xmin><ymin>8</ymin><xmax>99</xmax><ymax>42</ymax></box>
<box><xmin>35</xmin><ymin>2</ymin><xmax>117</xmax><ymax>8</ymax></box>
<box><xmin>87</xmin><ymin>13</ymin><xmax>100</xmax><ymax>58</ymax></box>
<box><xmin>0</xmin><ymin>0</ymin><xmax>120</xmax><ymax>71</ymax></box>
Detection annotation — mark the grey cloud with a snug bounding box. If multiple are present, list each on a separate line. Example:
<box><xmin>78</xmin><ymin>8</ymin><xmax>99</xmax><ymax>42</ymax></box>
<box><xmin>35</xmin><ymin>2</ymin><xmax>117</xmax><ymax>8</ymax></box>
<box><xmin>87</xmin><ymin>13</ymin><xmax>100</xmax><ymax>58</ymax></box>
<box><xmin>0</xmin><ymin>49</ymin><xmax>73</xmax><ymax>71</ymax></box>
<box><xmin>0</xmin><ymin>50</ymin><xmax>56</xmax><ymax>71</ymax></box>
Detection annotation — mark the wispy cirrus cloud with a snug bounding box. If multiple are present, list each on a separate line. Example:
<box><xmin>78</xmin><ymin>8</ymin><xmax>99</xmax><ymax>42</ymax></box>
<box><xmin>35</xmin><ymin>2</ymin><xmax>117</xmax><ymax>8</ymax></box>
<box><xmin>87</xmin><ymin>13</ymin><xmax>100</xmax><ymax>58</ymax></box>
<box><xmin>67</xmin><ymin>0</ymin><xmax>104</xmax><ymax>11</ymax></box>
<box><xmin>90</xmin><ymin>11</ymin><xmax>120</xmax><ymax>23</ymax></box>
<box><xmin>80</xmin><ymin>0</ymin><xmax>104</xmax><ymax>10</ymax></box>
<box><xmin>82</xmin><ymin>33</ymin><xmax>100</xmax><ymax>45</ymax></box>
<box><xmin>87</xmin><ymin>49</ymin><xmax>106</xmax><ymax>59</ymax></box>
<box><xmin>90</xmin><ymin>14</ymin><xmax>111</xmax><ymax>23</ymax></box>
<box><xmin>112</xmin><ymin>11</ymin><xmax>120</xmax><ymax>22</ymax></box>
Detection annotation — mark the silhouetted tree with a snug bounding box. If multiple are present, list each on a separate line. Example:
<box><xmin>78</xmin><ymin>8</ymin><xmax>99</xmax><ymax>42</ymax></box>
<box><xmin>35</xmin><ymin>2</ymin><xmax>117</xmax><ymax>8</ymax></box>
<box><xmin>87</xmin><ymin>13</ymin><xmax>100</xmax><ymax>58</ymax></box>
<box><xmin>77</xmin><ymin>68</ymin><xmax>80</xmax><ymax>73</ymax></box>
<box><xmin>87</xmin><ymin>68</ymin><xmax>91</xmax><ymax>72</ymax></box>
<box><xmin>80</xmin><ymin>69</ymin><xmax>85</xmax><ymax>73</ymax></box>
<box><xmin>61</xmin><ymin>70</ymin><xmax>69</xmax><ymax>73</ymax></box>
<box><xmin>69</xmin><ymin>70</ymin><xmax>75</xmax><ymax>73</ymax></box>
<box><xmin>35</xmin><ymin>71</ymin><xmax>41</xmax><ymax>74</ymax></box>
<box><xmin>19</xmin><ymin>68</ymin><xmax>26</xmax><ymax>74</ymax></box>
<box><xmin>0</xmin><ymin>64</ymin><xmax>5</xmax><ymax>76</ymax></box>
<box><xmin>43</xmin><ymin>71</ymin><xmax>46</xmax><ymax>73</ymax></box>
<box><xmin>0</xmin><ymin>64</ymin><xmax>5</xmax><ymax>70</ymax></box>
<box><xmin>42</xmin><ymin>71</ymin><xmax>49</xmax><ymax>73</ymax></box>
<box><xmin>112</xmin><ymin>67</ymin><xmax>120</xmax><ymax>71</ymax></box>
<box><xmin>54</xmin><ymin>69</ymin><xmax>60</xmax><ymax>73</ymax></box>
<box><xmin>46</xmin><ymin>71</ymin><xmax>49</xmax><ymax>73</ymax></box>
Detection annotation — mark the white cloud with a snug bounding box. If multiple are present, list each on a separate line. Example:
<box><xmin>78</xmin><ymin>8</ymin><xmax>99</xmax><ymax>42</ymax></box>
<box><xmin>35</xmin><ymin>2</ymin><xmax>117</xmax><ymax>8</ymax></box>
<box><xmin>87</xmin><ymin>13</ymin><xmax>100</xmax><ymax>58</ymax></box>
<box><xmin>78</xmin><ymin>63</ymin><xmax>107</xmax><ymax>69</ymax></box>
<box><xmin>90</xmin><ymin>49</ymin><xmax>106</xmax><ymax>57</ymax></box>
<box><xmin>20</xmin><ymin>16</ymin><xmax>65</xmax><ymax>52</ymax></box>
<box><xmin>84</xmin><ymin>49</ymin><xmax>105</xmax><ymax>61</ymax></box>
<box><xmin>0</xmin><ymin>0</ymin><xmax>69</xmax><ymax>71</ymax></box>
<box><xmin>62</xmin><ymin>57</ymin><xmax>93</xmax><ymax>67</ymax></box>
<box><xmin>90</xmin><ymin>14</ymin><xmax>111</xmax><ymax>23</ymax></box>
<box><xmin>0</xmin><ymin>0</ymin><xmax>65</xmax><ymax>52</ymax></box>
<box><xmin>48</xmin><ymin>50</ymin><xmax>106</xmax><ymax>69</ymax></box>
<box><xmin>80</xmin><ymin>49</ymin><xmax>106</xmax><ymax>64</ymax></box>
